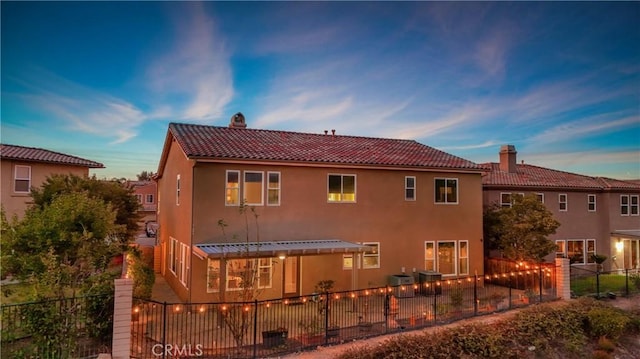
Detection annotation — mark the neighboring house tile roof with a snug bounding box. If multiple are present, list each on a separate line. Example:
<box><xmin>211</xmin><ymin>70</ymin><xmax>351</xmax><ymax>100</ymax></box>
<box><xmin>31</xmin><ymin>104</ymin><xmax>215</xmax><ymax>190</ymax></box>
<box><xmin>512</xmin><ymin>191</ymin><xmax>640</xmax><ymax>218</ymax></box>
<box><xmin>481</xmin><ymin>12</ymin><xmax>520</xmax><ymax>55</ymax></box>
<box><xmin>167</xmin><ymin>123</ymin><xmax>481</xmax><ymax>171</ymax></box>
<box><xmin>481</xmin><ymin>162</ymin><xmax>640</xmax><ymax>190</ymax></box>
<box><xmin>0</xmin><ymin>144</ymin><xmax>104</xmax><ymax>168</ymax></box>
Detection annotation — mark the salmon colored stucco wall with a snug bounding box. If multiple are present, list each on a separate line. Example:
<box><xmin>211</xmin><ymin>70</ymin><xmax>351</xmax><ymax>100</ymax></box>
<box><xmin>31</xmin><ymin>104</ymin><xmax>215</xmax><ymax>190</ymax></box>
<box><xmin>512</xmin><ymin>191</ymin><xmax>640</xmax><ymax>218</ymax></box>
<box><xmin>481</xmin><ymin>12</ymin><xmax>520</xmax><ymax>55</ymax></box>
<box><xmin>0</xmin><ymin>159</ymin><xmax>89</xmax><ymax>219</ymax></box>
<box><xmin>159</xmin><ymin>148</ymin><xmax>484</xmax><ymax>302</ymax></box>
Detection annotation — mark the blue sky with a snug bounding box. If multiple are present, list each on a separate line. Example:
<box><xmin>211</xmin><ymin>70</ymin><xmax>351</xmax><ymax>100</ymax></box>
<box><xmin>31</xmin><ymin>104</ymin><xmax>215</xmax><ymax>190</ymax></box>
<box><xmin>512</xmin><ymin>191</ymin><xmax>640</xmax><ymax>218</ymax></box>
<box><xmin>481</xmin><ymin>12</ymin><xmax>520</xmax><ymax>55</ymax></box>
<box><xmin>2</xmin><ymin>2</ymin><xmax>639</xmax><ymax>180</ymax></box>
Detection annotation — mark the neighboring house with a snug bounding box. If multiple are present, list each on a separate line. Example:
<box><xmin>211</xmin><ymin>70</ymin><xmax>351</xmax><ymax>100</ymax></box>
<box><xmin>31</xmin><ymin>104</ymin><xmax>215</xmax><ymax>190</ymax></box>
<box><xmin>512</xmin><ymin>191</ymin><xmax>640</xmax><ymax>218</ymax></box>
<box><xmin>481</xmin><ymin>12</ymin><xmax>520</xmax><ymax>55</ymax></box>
<box><xmin>0</xmin><ymin>144</ymin><xmax>104</xmax><ymax>219</ymax></box>
<box><xmin>156</xmin><ymin>114</ymin><xmax>485</xmax><ymax>302</ymax></box>
<box><xmin>482</xmin><ymin>145</ymin><xmax>640</xmax><ymax>272</ymax></box>
<box><xmin>127</xmin><ymin>180</ymin><xmax>158</xmax><ymax>234</ymax></box>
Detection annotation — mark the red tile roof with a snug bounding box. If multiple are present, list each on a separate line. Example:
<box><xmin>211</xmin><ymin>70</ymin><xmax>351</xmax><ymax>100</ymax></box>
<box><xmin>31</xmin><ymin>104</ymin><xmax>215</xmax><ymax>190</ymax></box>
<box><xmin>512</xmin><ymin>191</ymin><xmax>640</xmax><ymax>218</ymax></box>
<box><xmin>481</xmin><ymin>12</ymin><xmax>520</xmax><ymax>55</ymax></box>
<box><xmin>0</xmin><ymin>144</ymin><xmax>104</xmax><ymax>168</ymax></box>
<box><xmin>481</xmin><ymin>163</ymin><xmax>640</xmax><ymax>190</ymax></box>
<box><xmin>168</xmin><ymin>123</ymin><xmax>481</xmax><ymax>171</ymax></box>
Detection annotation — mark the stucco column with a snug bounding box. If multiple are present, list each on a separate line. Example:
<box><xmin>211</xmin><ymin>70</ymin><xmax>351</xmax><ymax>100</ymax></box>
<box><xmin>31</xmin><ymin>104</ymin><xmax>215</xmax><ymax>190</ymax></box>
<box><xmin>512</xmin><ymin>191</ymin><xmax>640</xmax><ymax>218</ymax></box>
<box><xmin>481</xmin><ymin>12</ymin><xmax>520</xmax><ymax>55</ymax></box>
<box><xmin>555</xmin><ymin>258</ymin><xmax>571</xmax><ymax>300</ymax></box>
<box><xmin>112</xmin><ymin>278</ymin><xmax>134</xmax><ymax>359</ymax></box>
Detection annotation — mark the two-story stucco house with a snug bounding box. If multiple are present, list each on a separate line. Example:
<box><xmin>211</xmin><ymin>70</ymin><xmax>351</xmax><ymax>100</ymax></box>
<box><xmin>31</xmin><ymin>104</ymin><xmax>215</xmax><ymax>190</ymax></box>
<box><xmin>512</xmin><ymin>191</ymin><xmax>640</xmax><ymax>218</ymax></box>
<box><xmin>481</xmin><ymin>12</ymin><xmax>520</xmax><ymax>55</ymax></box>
<box><xmin>0</xmin><ymin>144</ymin><xmax>104</xmax><ymax>219</ymax></box>
<box><xmin>127</xmin><ymin>180</ymin><xmax>158</xmax><ymax>233</ymax></box>
<box><xmin>156</xmin><ymin>114</ymin><xmax>485</xmax><ymax>302</ymax></box>
<box><xmin>482</xmin><ymin>145</ymin><xmax>640</xmax><ymax>272</ymax></box>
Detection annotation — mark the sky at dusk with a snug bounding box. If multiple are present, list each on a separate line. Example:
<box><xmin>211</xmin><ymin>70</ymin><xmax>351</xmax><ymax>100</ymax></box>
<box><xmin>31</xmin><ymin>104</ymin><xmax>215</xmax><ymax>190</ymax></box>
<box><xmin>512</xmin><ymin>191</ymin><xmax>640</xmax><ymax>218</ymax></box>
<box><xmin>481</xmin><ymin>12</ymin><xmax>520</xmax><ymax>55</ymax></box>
<box><xmin>2</xmin><ymin>1</ymin><xmax>639</xmax><ymax>180</ymax></box>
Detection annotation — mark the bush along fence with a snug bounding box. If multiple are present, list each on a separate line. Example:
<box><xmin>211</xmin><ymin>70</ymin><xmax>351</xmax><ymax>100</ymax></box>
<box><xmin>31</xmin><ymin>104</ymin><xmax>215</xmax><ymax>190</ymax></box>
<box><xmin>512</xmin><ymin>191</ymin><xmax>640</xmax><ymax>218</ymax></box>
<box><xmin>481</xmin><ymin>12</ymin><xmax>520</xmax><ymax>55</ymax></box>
<box><xmin>0</xmin><ymin>294</ymin><xmax>113</xmax><ymax>359</ymax></box>
<box><xmin>570</xmin><ymin>267</ymin><xmax>640</xmax><ymax>298</ymax></box>
<box><xmin>128</xmin><ymin>260</ymin><xmax>564</xmax><ymax>359</ymax></box>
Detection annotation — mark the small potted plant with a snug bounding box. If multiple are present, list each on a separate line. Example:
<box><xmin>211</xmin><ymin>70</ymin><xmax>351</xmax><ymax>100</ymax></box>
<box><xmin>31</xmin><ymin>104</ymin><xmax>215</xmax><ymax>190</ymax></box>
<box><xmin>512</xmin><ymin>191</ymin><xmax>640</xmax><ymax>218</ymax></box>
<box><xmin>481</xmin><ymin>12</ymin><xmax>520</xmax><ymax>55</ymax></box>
<box><xmin>298</xmin><ymin>315</ymin><xmax>324</xmax><ymax>345</ymax></box>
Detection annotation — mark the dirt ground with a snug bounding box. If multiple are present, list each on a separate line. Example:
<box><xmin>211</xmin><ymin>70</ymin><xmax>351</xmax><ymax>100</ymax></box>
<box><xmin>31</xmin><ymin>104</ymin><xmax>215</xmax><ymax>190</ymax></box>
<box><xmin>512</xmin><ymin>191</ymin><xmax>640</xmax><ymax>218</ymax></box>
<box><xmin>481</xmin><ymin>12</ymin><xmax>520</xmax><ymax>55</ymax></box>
<box><xmin>282</xmin><ymin>295</ymin><xmax>640</xmax><ymax>359</ymax></box>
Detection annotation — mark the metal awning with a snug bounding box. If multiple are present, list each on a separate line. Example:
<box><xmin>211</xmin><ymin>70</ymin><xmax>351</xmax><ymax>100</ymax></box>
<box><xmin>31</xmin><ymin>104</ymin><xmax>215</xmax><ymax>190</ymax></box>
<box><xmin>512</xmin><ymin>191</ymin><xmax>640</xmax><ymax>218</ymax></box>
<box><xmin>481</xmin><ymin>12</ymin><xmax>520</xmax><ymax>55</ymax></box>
<box><xmin>612</xmin><ymin>230</ymin><xmax>640</xmax><ymax>239</ymax></box>
<box><xmin>193</xmin><ymin>239</ymin><xmax>372</xmax><ymax>260</ymax></box>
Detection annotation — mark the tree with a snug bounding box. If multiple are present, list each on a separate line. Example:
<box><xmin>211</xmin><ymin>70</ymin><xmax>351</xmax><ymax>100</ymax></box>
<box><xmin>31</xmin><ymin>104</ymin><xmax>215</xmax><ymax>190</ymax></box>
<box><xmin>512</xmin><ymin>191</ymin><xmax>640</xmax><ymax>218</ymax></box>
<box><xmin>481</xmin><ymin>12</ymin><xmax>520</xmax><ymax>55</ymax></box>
<box><xmin>484</xmin><ymin>194</ymin><xmax>560</xmax><ymax>262</ymax></box>
<box><xmin>30</xmin><ymin>174</ymin><xmax>141</xmax><ymax>247</ymax></box>
<box><xmin>136</xmin><ymin>170</ymin><xmax>156</xmax><ymax>181</ymax></box>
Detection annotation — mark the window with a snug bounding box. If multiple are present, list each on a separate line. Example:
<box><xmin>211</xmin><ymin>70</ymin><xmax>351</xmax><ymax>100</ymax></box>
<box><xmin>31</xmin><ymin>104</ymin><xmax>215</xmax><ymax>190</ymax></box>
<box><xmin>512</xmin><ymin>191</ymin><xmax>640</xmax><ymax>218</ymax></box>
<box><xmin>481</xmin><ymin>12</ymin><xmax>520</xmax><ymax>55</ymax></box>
<box><xmin>621</xmin><ymin>195</ymin><xmax>629</xmax><ymax>215</ymax></box>
<box><xmin>631</xmin><ymin>195</ymin><xmax>639</xmax><ymax>216</ymax></box>
<box><xmin>207</xmin><ymin>259</ymin><xmax>220</xmax><ymax>293</ymax></box>
<box><xmin>14</xmin><ymin>165</ymin><xmax>31</xmax><ymax>193</ymax></box>
<box><xmin>536</xmin><ymin>193</ymin><xmax>544</xmax><ymax>203</ymax></box>
<box><xmin>405</xmin><ymin>176</ymin><xmax>416</xmax><ymax>201</ymax></box>
<box><xmin>169</xmin><ymin>238</ymin><xmax>178</xmax><ymax>274</ymax></box>
<box><xmin>425</xmin><ymin>242</ymin><xmax>435</xmax><ymax>271</ymax></box>
<box><xmin>328</xmin><ymin>174</ymin><xmax>356</xmax><ymax>202</ymax></box>
<box><xmin>363</xmin><ymin>242</ymin><xmax>379</xmax><ymax>269</ymax></box>
<box><xmin>226</xmin><ymin>170</ymin><xmax>240</xmax><ymax>206</ymax></box>
<box><xmin>343</xmin><ymin>254</ymin><xmax>353</xmax><ymax>270</ymax></box>
<box><xmin>500</xmin><ymin>192</ymin><xmax>524</xmax><ymax>207</ymax></box>
<box><xmin>559</xmin><ymin>194</ymin><xmax>567</xmax><ymax>211</ymax></box>
<box><xmin>136</xmin><ymin>194</ymin><xmax>143</xmax><ymax>203</ymax></box>
<box><xmin>267</xmin><ymin>172</ymin><xmax>281</xmax><ymax>206</ymax></box>
<box><xmin>434</xmin><ymin>178</ymin><xmax>458</xmax><ymax>204</ymax></box>
<box><xmin>588</xmin><ymin>194</ymin><xmax>596</xmax><ymax>212</ymax></box>
<box><xmin>458</xmin><ymin>241</ymin><xmax>469</xmax><ymax>275</ymax></box>
<box><xmin>226</xmin><ymin>258</ymin><xmax>272</xmax><ymax>291</ymax></box>
<box><xmin>500</xmin><ymin>193</ymin><xmax>512</xmax><ymax>208</ymax></box>
<box><xmin>244</xmin><ymin>171</ymin><xmax>264</xmax><ymax>205</ymax></box>
<box><xmin>179</xmin><ymin>243</ymin><xmax>190</xmax><ymax>287</ymax></box>
<box><xmin>146</xmin><ymin>194</ymin><xmax>154</xmax><ymax>204</ymax></box>
<box><xmin>557</xmin><ymin>239</ymin><xmax>596</xmax><ymax>264</ymax></box>
<box><xmin>176</xmin><ymin>175</ymin><xmax>181</xmax><ymax>206</ymax></box>
<box><xmin>425</xmin><ymin>241</ymin><xmax>466</xmax><ymax>276</ymax></box>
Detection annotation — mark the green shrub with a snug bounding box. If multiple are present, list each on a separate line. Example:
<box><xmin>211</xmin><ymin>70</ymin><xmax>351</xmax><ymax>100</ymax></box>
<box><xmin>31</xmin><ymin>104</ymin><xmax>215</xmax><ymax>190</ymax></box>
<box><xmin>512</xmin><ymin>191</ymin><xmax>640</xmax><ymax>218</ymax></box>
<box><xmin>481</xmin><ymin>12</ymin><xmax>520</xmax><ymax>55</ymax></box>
<box><xmin>587</xmin><ymin>307</ymin><xmax>630</xmax><ymax>339</ymax></box>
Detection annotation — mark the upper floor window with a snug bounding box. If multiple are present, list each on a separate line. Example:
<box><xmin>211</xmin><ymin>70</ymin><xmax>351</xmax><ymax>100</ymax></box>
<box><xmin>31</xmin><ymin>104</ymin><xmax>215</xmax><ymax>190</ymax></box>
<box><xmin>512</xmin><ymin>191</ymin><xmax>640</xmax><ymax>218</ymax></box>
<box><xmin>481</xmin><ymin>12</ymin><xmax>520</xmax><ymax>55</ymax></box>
<box><xmin>176</xmin><ymin>175</ymin><xmax>181</xmax><ymax>206</ymax></box>
<box><xmin>267</xmin><ymin>172</ymin><xmax>280</xmax><ymax>206</ymax></box>
<box><xmin>226</xmin><ymin>170</ymin><xmax>240</xmax><ymax>206</ymax></box>
<box><xmin>405</xmin><ymin>176</ymin><xmax>416</xmax><ymax>201</ymax></box>
<box><xmin>587</xmin><ymin>194</ymin><xmax>596</xmax><ymax>212</ymax></box>
<box><xmin>434</xmin><ymin>178</ymin><xmax>458</xmax><ymax>204</ymax></box>
<box><xmin>244</xmin><ymin>171</ymin><xmax>264</xmax><ymax>206</ymax></box>
<box><xmin>536</xmin><ymin>193</ymin><xmax>544</xmax><ymax>203</ymax></box>
<box><xmin>328</xmin><ymin>174</ymin><xmax>356</xmax><ymax>202</ymax></box>
<box><xmin>136</xmin><ymin>194</ymin><xmax>143</xmax><ymax>203</ymax></box>
<box><xmin>362</xmin><ymin>242</ymin><xmax>380</xmax><ymax>269</ymax></box>
<box><xmin>500</xmin><ymin>192</ymin><xmax>524</xmax><ymax>207</ymax></box>
<box><xmin>146</xmin><ymin>194</ymin><xmax>154</xmax><ymax>204</ymax></box>
<box><xmin>622</xmin><ymin>195</ymin><xmax>639</xmax><ymax>216</ymax></box>
<box><xmin>14</xmin><ymin>165</ymin><xmax>31</xmax><ymax>193</ymax></box>
<box><xmin>559</xmin><ymin>194</ymin><xmax>567</xmax><ymax>212</ymax></box>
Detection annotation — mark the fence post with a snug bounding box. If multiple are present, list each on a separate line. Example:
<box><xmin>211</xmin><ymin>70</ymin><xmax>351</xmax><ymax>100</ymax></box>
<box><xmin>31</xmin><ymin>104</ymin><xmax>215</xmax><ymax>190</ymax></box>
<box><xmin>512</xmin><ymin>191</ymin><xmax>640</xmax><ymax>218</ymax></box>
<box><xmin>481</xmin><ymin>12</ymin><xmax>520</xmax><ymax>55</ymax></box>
<box><xmin>473</xmin><ymin>275</ymin><xmax>478</xmax><ymax>316</ymax></box>
<box><xmin>555</xmin><ymin>258</ymin><xmax>570</xmax><ymax>300</ymax></box>
<box><xmin>625</xmin><ymin>269</ymin><xmax>629</xmax><ymax>296</ymax></box>
<box><xmin>252</xmin><ymin>299</ymin><xmax>258</xmax><ymax>359</ymax></box>
<box><xmin>111</xmin><ymin>278</ymin><xmax>134</xmax><ymax>359</ymax></box>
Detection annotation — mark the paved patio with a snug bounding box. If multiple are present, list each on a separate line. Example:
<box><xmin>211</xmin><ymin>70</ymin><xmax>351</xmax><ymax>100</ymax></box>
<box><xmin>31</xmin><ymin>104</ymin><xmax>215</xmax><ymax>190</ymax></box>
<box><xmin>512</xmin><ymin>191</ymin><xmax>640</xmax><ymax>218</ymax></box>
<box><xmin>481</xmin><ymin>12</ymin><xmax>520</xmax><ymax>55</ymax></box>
<box><xmin>150</xmin><ymin>275</ymin><xmax>182</xmax><ymax>303</ymax></box>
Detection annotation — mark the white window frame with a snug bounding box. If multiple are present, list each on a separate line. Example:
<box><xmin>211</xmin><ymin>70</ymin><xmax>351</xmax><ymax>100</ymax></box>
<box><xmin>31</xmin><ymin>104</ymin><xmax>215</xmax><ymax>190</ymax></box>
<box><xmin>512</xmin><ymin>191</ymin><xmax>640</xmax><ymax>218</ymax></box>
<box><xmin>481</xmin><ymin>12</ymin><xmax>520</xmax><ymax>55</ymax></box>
<box><xmin>405</xmin><ymin>176</ymin><xmax>416</xmax><ymax>201</ymax></box>
<box><xmin>500</xmin><ymin>193</ymin><xmax>512</xmax><ymax>208</ymax></box>
<box><xmin>243</xmin><ymin>171</ymin><xmax>264</xmax><ymax>206</ymax></box>
<box><xmin>558</xmin><ymin>239</ymin><xmax>597</xmax><ymax>265</ymax></box>
<box><xmin>136</xmin><ymin>194</ymin><xmax>143</xmax><ymax>204</ymax></box>
<box><xmin>559</xmin><ymin>194</ymin><xmax>568</xmax><ymax>212</ymax></box>
<box><xmin>169</xmin><ymin>237</ymin><xmax>178</xmax><ymax>275</ymax></box>
<box><xmin>621</xmin><ymin>195</ymin><xmax>629</xmax><ymax>216</ymax></box>
<box><xmin>536</xmin><ymin>193</ymin><xmax>544</xmax><ymax>203</ymax></box>
<box><xmin>458</xmin><ymin>240</ymin><xmax>469</xmax><ymax>275</ymax></box>
<box><xmin>146</xmin><ymin>194</ymin><xmax>154</xmax><ymax>204</ymax></box>
<box><xmin>176</xmin><ymin>174</ymin><xmax>181</xmax><ymax>206</ymax></box>
<box><xmin>342</xmin><ymin>254</ymin><xmax>354</xmax><ymax>270</ymax></box>
<box><xmin>225</xmin><ymin>170</ymin><xmax>240</xmax><ymax>206</ymax></box>
<box><xmin>424</xmin><ymin>241</ymin><xmax>435</xmax><ymax>271</ymax></box>
<box><xmin>362</xmin><ymin>242</ymin><xmax>380</xmax><ymax>269</ymax></box>
<box><xmin>434</xmin><ymin>178</ymin><xmax>458</xmax><ymax>204</ymax></box>
<box><xmin>267</xmin><ymin>171</ymin><xmax>281</xmax><ymax>206</ymax></box>
<box><xmin>226</xmin><ymin>258</ymin><xmax>273</xmax><ymax>291</ymax></box>
<box><xmin>179</xmin><ymin>243</ymin><xmax>190</xmax><ymax>288</ymax></box>
<box><xmin>631</xmin><ymin>195</ymin><xmax>639</xmax><ymax>216</ymax></box>
<box><xmin>437</xmin><ymin>241</ymin><xmax>457</xmax><ymax>277</ymax></box>
<box><xmin>14</xmin><ymin>165</ymin><xmax>31</xmax><ymax>193</ymax></box>
<box><xmin>327</xmin><ymin>174</ymin><xmax>357</xmax><ymax>203</ymax></box>
<box><xmin>207</xmin><ymin>259</ymin><xmax>220</xmax><ymax>293</ymax></box>
<box><xmin>587</xmin><ymin>194</ymin><xmax>596</xmax><ymax>212</ymax></box>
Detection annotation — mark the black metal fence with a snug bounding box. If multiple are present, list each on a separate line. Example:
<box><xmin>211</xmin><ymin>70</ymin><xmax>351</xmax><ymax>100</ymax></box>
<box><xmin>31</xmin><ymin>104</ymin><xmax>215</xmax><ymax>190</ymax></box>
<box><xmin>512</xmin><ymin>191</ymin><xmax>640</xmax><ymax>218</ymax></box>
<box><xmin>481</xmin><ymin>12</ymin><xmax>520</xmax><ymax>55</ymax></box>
<box><xmin>570</xmin><ymin>267</ymin><xmax>640</xmax><ymax>298</ymax></box>
<box><xmin>131</xmin><ymin>269</ymin><xmax>556</xmax><ymax>359</ymax></box>
<box><xmin>0</xmin><ymin>295</ymin><xmax>112</xmax><ymax>358</ymax></box>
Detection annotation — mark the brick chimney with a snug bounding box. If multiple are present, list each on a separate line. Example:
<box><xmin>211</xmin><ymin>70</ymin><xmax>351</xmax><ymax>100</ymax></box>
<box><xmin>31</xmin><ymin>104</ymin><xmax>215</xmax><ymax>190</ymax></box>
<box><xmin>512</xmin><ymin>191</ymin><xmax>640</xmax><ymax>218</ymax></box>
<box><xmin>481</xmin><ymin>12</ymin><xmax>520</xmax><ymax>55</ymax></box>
<box><xmin>499</xmin><ymin>145</ymin><xmax>517</xmax><ymax>173</ymax></box>
<box><xmin>229</xmin><ymin>112</ymin><xmax>247</xmax><ymax>128</ymax></box>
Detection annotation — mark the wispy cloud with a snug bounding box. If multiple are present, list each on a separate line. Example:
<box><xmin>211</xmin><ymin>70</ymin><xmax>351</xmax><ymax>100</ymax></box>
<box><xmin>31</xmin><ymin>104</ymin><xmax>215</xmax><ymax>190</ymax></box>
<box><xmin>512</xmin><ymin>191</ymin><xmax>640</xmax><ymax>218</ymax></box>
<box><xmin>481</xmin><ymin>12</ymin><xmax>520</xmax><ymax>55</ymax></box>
<box><xmin>530</xmin><ymin>113</ymin><xmax>639</xmax><ymax>144</ymax></box>
<box><xmin>146</xmin><ymin>2</ymin><xmax>233</xmax><ymax>121</ymax></box>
